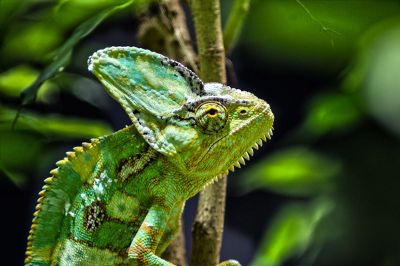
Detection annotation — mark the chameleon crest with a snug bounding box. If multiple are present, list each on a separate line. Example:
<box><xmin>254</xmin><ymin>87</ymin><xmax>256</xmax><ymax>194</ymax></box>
<box><xmin>25</xmin><ymin>47</ymin><xmax>274</xmax><ymax>266</ymax></box>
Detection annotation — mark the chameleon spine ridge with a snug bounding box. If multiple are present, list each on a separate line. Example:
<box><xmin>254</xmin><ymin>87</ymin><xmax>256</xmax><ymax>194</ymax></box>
<box><xmin>25</xmin><ymin>137</ymin><xmax>101</xmax><ymax>265</ymax></box>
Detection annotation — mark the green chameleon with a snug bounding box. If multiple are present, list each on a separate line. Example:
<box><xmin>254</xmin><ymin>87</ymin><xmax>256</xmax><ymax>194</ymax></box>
<box><xmin>25</xmin><ymin>46</ymin><xmax>274</xmax><ymax>266</ymax></box>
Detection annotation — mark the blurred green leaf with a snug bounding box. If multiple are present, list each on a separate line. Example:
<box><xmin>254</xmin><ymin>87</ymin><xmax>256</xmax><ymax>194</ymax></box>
<box><xmin>243</xmin><ymin>1</ymin><xmax>400</xmax><ymax>69</ymax></box>
<box><xmin>0</xmin><ymin>129</ymin><xmax>41</xmax><ymax>186</ymax></box>
<box><xmin>0</xmin><ymin>65</ymin><xmax>57</xmax><ymax>102</ymax></box>
<box><xmin>0</xmin><ymin>0</ymin><xmax>27</xmax><ymax>33</ymax></box>
<box><xmin>1</xmin><ymin>22</ymin><xmax>62</xmax><ymax>61</ymax></box>
<box><xmin>240</xmin><ymin>147</ymin><xmax>341</xmax><ymax>196</ymax></box>
<box><xmin>0</xmin><ymin>107</ymin><xmax>112</xmax><ymax>138</ymax></box>
<box><xmin>0</xmin><ymin>165</ymin><xmax>26</xmax><ymax>187</ymax></box>
<box><xmin>303</xmin><ymin>93</ymin><xmax>362</xmax><ymax>136</ymax></box>
<box><xmin>18</xmin><ymin>0</ymin><xmax>134</xmax><ymax>107</ymax></box>
<box><xmin>250</xmin><ymin>200</ymin><xmax>334</xmax><ymax>266</ymax></box>
<box><xmin>0</xmin><ymin>130</ymin><xmax>41</xmax><ymax>169</ymax></box>
<box><xmin>53</xmin><ymin>0</ymin><xmax>130</xmax><ymax>30</ymax></box>
<box><xmin>360</xmin><ymin>20</ymin><xmax>400</xmax><ymax>136</ymax></box>
<box><xmin>223</xmin><ymin>0</ymin><xmax>252</xmax><ymax>53</ymax></box>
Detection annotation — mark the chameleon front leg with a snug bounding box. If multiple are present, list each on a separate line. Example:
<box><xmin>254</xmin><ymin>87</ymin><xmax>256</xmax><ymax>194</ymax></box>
<box><xmin>128</xmin><ymin>204</ymin><xmax>174</xmax><ymax>266</ymax></box>
<box><xmin>128</xmin><ymin>204</ymin><xmax>241</xmax><ymax>266</ymax></box>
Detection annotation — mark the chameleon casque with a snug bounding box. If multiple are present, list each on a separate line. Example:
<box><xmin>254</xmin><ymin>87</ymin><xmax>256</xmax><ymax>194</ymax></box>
<box><xmin>25</xmin><ymin>46</ymin><xmax>274</xmax><ymax>266</ymax></box>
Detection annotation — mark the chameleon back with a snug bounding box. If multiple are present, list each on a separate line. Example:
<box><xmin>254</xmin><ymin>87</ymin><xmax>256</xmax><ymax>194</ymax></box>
<box><xmin>25</xmin><ymin>126</ymin><xmax>183</xmax><ymax>265</ymax></box>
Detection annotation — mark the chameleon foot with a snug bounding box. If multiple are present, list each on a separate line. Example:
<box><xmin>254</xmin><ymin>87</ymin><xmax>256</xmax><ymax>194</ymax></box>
<box><xmin>217</xmin><ymin>259</ymin><xmax>241</xmax><ymax>266</ymax></box>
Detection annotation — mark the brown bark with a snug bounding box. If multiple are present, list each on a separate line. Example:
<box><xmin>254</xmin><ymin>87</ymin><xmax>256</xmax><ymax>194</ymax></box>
<box><xmin>138</xmin><ymin>0</ymin><xmax>198</xmax><ymax>72</ymax></box>
<box><xmin>138</xmin><ymin>1</ymin><xmax>199</xmax><ymax>265</ymax></box>
<box><xmin>189</xmin><ymin>1</ymin><xmax>227</xmax><ymax>266</ymax></box>
<box><xmin>162</xmin><ymin>217</ymin><xmax>187</xmax><ymax>266</ymax></box>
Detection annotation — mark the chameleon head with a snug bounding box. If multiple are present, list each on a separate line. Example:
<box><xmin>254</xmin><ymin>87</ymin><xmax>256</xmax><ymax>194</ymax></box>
<box><xmin>181</xmin><ymin>83</ymin><xmax>274</xmax><ymax>183</ymax></box>
<box><xmin>88</xmin><ymin>46</ymin><xmax>273</xmax><ymax>191</ymax></box>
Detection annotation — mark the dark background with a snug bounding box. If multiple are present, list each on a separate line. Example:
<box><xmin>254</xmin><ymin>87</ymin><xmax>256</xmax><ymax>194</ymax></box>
<box><xmin>1</xmin><ymin>1</ymin><xmax>400</xmax><ymax>266</ymax></box>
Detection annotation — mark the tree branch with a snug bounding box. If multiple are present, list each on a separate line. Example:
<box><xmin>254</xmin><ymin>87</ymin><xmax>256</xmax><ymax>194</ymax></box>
<box><xmin>138</xmin><ymin>1</ymin><xmax>199</xmax><ymax>265</ymax></box>
<box><xmin>189</xmin><ymin>0</ymin><xmax>226</xmax><ymax>83</ymax></box>
<box><xmin>189</xmin><ymin>1</ymin><xmax>227</xmax><ymax>265</ymax></box>
<box><xmin>138</xmin><ymin>0</ymin><xmax>198</xmax><ymax>71</ymax></box>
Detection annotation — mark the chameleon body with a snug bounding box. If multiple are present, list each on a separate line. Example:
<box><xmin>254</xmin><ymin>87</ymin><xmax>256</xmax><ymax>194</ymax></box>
<box><xmin>25</xmin><ymin>47</ymin><xmax>274</xmax><ymax>266</ymax></box>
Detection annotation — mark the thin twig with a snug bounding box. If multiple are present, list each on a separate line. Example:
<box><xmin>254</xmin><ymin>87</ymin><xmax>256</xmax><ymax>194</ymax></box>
<box><xmin>189</xmin><ymin>0</ymin><xmax>227</xmax><ymax>265</ymax></box>
<box><xmin>295</xmin><ymin>0</ymin><xmax>340</xmax><ymax>47</ymax></box>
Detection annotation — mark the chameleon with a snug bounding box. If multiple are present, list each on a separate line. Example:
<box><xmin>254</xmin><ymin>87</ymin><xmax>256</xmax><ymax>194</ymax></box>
<box><xmin>24</xmin><ymin>46</ymin><xmax>274</xmax><ymax>266</ymax></box>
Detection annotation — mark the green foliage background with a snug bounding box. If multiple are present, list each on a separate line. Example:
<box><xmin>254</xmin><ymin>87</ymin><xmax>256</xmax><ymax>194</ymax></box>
<box><xmin>1</xmin><ymin>0</ymin><xmax>400</xmax><ymax>265</ymax></box>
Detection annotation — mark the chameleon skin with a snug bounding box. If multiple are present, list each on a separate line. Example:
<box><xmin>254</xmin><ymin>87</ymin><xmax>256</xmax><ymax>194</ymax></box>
<box><xmin>25</xmin><ymin>47</ymin><xmax>274</xmax><ymax>266</ymax></box>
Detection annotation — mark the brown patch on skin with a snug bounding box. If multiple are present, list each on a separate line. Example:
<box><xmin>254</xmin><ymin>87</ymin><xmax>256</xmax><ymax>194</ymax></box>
<box><xmin>116</xmin><ymin>155</ymin><xmax>140</xmax><ymax>182</ymax></box>
<box><xmin>141</xmin><ymin>222</ymin><xmax>157</xmax><ymax>242</ymax></box>
<box><xmin>83</xmin><ymin>201</ymin><xmax>106</xmax><ymax>231</ymax></box>
<box><xmin>128</xmin><ymin>241</ymin><xmax>149</xmax><ymax>265</ymax></box>
<box><xmin>116</xmin><ymin>147</ymin><xmax>158</xmax><ymax>182</ymax></box>
<box><xmin>152</xmin><ymin>196</ymin><xmax>171</xmax><ymax>212</ymax></box>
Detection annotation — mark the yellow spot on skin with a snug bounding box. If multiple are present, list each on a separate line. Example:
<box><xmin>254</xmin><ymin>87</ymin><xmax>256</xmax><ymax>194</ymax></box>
<box><xmin>31</xmin><ymin>246</ymin><xmax>52</xmax><ymax>264</ymax></box>
<box><xmin>107</xmin><ymin>191</ymin><xmax>139</xmax><ymax>222</ymax></box>
<box><xmin>70</xmin><ymin>143</ymin><xmax>100</xmax><ymax>182</ymax></box>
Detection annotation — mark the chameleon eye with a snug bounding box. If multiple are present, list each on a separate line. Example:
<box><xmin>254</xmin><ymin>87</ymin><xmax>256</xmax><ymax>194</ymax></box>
<box><xmin>238</xmin><ymin>107</ymin><xmax>250</xmax><ymax>117</ymax></box>
<box><xmin>207</xmin><ymin>108</ymin><xmax>218</xmax><ymax>117</ymax></box>
<box><xmin>195</xmin><ymin>102</ymin><xmax>228</xmax><ymax>134</ymax></box>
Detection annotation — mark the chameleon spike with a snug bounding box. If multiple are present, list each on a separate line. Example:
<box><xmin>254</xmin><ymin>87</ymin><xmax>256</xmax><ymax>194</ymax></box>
<box><xmin>44</xmin><ymin>177</ymin><xmax>53</xmax><ymax>184</ymax></box>
<box><xmin>223</xmin><ymin>170</ymin><xmax>229</xmax><ymax>175</ymax></box>
<box><xmin>234</xmin><ymin>161</ymin><xmax>241</xmax><ymax>168</ymax></box>
<box><xmin>73</xmin><ymin>146</ymin><xmax>83</xmax><ymax>153</ymax></box>
<box><xmin>243</xmin><ymin>152</ymin><xmax>250</xmax><ymax>160</ymax></box>
<box><xmin>82</xmin><ymin>142</ymin><xmax>92</xmax><ymax>150</ymax></box>
<box><xmin>55</xmin><ymin>160</ymin><xmax>65</xmax><ymax>166</ymax></box>
<box><xmin>257</xmin><ymin>139</ymin><xmax>263</xmax><ymax>146</ymax></box>
<box><xmin>25</xmin><ymin>251</ymin><xmax>32</xmax><ymax>256</ymax></box>
<box><xmin>35</xmin><ymin>204</ymin><xmax>42</xmax><ymax>210</ymax></box>
<box><xmin>229</xmin><ymin>166</ymin><xmax>235</xmax><ymax>172</ymax></box>
<box><xmin>266</xmin><ymin>133</ymin><xmax>271</xmax><ymax>140</ymax></box>
<box><xmin>269</xmin><ymin>129</ymin><xmax>273</xmax><ymax>136</ymax></box>
<box><xmin>261</xmin><ymin>135</ymin><xmax>267</xmax><ymax>142</ymax></box>
<box><xmin>37</xmin><ymin>197</ymin><xmax>44</xmax><ymax>203</ymax></box>
<box><xmin>33</xmin><ymin>210</ymin><xmax>40</xmax><ymax>217</ymax></box>
<box><xmin>42</xmin><ymin>185</ymin><xmax>50</xmax><ymax>190</ymax></box>
<box><xmin>239</xmin><ymin>157</ymin><xmax>246</xmax><ymax>165</ymax></box>
<box><xmin>252</xmin><ymin>143</ymin><xmax>259</xmax><ymax>150</ymax></box>
<box><xmin>50</xmin><ymin>169</ymin><xmax>58</xmax><ymax>176</ymax></box>
<box><xmin>38</xmin><ymin>190</ymin><xmax>45</xmax><ymax>196</ymax></box>
<box><xmin>248</xmin><ymin>148</ymin><xmax>254</xmax><ymax>156</ymax></box>
<box><xmin>66</xmin><ymin>151</ymin><xmax>76</xmax><ymax>159</ymax></box>
<box><xmin>91</xmin><ymin>138</ymin><xmax>100</xmax><ymax>144</ymax></box>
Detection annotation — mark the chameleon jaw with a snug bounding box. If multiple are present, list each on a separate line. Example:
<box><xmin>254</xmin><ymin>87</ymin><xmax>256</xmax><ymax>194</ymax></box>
<box><xmin>227</xmin><ymin>127</ymin><xmax>273</xmax><ymax>173</ymax></box>
<box><xmin>203</xmin><ymin>127</ymin><xmax>273</xmax><ymax>188</ymax></box>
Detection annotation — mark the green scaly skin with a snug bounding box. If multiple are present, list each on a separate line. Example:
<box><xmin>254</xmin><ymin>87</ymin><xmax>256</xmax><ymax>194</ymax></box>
<box><xmin>25</xmin><ymin>47</ymin><xmax>274</xmax><ymax>266</ymax></box>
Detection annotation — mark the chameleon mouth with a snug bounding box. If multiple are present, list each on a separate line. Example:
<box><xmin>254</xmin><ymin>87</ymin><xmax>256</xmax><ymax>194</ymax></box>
<box><xmin>203</xmin><ymin>126</ymin><xmax>274</xmax><ymax>188</ymax></box>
